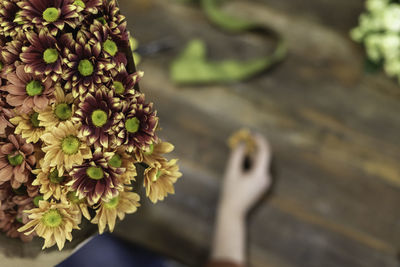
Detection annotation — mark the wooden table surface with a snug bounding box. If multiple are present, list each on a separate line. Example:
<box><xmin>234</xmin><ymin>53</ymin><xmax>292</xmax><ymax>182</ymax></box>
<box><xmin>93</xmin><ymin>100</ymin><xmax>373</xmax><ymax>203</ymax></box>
<box><xmin>113</xmin><ymin>0</ymin><xmax>400</xmax><ymax>266</ymax></box>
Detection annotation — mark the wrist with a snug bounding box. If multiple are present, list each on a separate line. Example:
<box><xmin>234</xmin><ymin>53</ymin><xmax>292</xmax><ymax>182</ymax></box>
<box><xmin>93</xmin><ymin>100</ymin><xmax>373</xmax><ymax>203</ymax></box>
<box><xmin>212</xmin><ymin>203</ymin><xmax>246</xmax><ymax>264</ymax></box>
<box><xmin>217</xmin><ymin>199</ymin><xmax>246</xmax><ymax>222</ymax></box>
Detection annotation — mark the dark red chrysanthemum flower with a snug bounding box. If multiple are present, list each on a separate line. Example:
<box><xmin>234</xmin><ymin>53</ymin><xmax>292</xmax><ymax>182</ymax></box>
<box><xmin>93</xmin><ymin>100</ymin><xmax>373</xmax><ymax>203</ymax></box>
<box><xmin>73</xmin><ymin>0</ymin><xmax>102</xmax><ymax>15</ymax></box>
<box><xmin>68</xmin><ymin>148</ymin><xmax>124</xmax><ymax>205</ymax></box>
<box><xmin>20</xmin><ymin>29</ymin><xmax>63</xmax><ymax>82</ymax></box>
<box><xmin>1</xmin><ymin>39</ymin><xmax>25</xmax><ymax>77</ymax></box>
<box><xmin>117</xmin><ymin>93</ymin><xmax>158</xmax><ymax>152</ymax></box>
<box><xmin>88</xmin><ymin>0</ymin><xmax>126</xmax><ymax>36</ymax></box>
<box><xmin>18</xmin><ymin>0</ymin><xmax>81</xmax><ymax>36</ymax></box>
<box><xmin>73</xmin><ymin>86</ymin><xmax>123</xmax><ymax>148</ymax></box>
<box><xmin>0</xmin><ymin>134</ymin><xmax>36</xmax><ymax>189</ymax></box>
<box><xmin>1</xmin><ymin>65</ymin><xmax>54</xmax><ymax>113</ymax></box>
<box><xmin>109</xmin><ymin>66</ymin><xmax>142</xmax><ymax>97</ymax></box>
<box><xmin>0</xmin><ymin>0</ymin><xmax>28</xmax><ymax>38</ymax></box>
<box><xmin>87</xmin><ymin>19</ymin><xmax>129</xmax><ymax>75</ymax></box>
<box><xmin>62</xmin><ymin>31</ymin><xmax>112</xmax><ymax>99</ymax></box>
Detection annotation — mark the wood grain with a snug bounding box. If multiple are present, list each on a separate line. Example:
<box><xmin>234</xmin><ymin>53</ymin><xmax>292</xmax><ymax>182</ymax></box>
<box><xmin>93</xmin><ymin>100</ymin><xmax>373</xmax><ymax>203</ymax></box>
<box><xmin>113</xmin><ymin>0</ymin><xmax>400</xmax><ymax>266</ymax></box>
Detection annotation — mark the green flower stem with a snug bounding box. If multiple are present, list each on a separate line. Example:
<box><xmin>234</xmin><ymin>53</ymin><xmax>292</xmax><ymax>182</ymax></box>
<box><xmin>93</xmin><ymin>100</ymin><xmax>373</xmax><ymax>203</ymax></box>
<box><xmin>170</xmin><ymin>0</ymin><xmax>288</xmax><ymax>84</ymax></box>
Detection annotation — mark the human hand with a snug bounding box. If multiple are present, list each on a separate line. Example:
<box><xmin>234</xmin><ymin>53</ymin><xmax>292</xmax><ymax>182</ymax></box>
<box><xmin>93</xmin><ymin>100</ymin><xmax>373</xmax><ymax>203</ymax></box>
<box><xmin>219</xmin><ymin>133</ymin><xmax>272</xmax><ymax>218</ymax></box>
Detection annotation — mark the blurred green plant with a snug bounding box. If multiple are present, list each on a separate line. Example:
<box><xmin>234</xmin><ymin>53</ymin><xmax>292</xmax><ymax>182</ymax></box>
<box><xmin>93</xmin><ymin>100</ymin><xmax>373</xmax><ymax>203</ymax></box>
<box><xmin>351</xmin><ymin>0</ymin><xmax>400</xmax><ymax>82</ymax></box>
<box><xmin>130</xmin><ymin>36</ymin><xmax>141</xmax><ymax>65</ymax></box>
<box><xmin>171</xmin><ymin>0</ymin><xmax>287</xmax><ymax>84</ymax></box>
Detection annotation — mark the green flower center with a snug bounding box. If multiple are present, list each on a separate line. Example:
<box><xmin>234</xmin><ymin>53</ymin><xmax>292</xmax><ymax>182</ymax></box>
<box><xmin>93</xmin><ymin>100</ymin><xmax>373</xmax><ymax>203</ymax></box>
<box><xmin>55</xmin><ymin>103</ymin><xmax>72</xmax><ymax>121</ymax></box>
<box><xmin>30</xmin><ymin>112</ymin><xmax>40</xmax><ymax>128</ymax></box>
<box><xmin>143</xmin><ymin>144</ymin><xmax>154</xmax><ymax>156</ymax></box>
<box><xmin>78</xmin><ymin>59</ymin><xmax>94</xmax><ymax>76</ymax></box>
<box><xmin>67</xmin><ymin>191</ymin><xmax>81</xmax><ymax>204</ymax></box>
<box><xmin>96</xmin><ymin>16</ymin><xmax>106</xmax><ymax>25</ymax></box>
<box><xmin>26</xmin><ymin>80</ymin><xmax>43</xmax><ymax>96</ymax></box>
<box><xmin>41</xmin><ymin>209</ymin><xmax>62</xmax><ymax>228</ymax></box>
<box><xmin>113</xmin><ymin>81</ymin><xmax>125</xmax><ymax>94</ymax></box>
<box><xmin>108</xmin><ymin>154</ymin><xmax>122</xmax><ymax>168</ymax></box>
<box><xmin>43</xmin><ymin>48</ymin><xmax>58</xmax><ymax>64</ymax></box>
<box><xmin>33</xmin><ymin>195</ymin><xmax>44</xmax><ymax>207</ymax></box>
<box><xmin>103</xmin><ymin>39</ymin><xmax>118</xmax><ymax>57</ymax></box>
<box><xmin>61</xmin><ymin>135</ymin><xmax>80</xmax><ymax>155</ymax></box>
<box><xmin>42</xmin><ymin>7</ymin><xmax>60</xmax><ymax>23</ymax></box>
<box><xmin>104</xmin><ymin>196</ymin><xmax>119</xmax><ymax>209</ymax></box>
<box><xmin>73</xmin><ymin>0</ymin><xmax>86</xmax><ymax>8</ymax></box>
<box><xmin>125</xmin><ymin>117</ymin><xmax>140</xmax><ymax>133</ymax></box>
<box><xmin>153</xmin><ymin>170</ymin><xmax>162</xmax><ymax>182</ymax></box>
<box><xmin>91</xmin><ymin>109</ymin><xmax>108</xmax><ymax>127</ymax></box>
<box><xmin>7</xmin><ymin>153</ymin><xmax>23</xmax><ymax>166</ymax></box>
<box><xmin>86</xmin><ymin>166</ymin><xmax>104</xmax><ymax>180</ymax></box>
<box><xmin>49</xmin><ymin>169</ymin><xmax>64</xmax><ymax>184</ymax></box>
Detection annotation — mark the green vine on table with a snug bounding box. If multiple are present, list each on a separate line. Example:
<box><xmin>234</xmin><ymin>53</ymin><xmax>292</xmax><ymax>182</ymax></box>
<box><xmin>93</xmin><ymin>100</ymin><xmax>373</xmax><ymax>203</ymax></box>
<box><xmin>170</xmin><ymin>0</ymin><xmax>288</xmax><ymax>84</ymax></box>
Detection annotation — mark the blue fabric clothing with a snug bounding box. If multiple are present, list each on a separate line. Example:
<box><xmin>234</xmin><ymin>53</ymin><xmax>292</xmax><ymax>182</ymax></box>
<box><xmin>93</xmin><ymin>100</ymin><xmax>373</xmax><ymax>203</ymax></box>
<box><xmin>58</xmin><ymin>233</ymin><xmax>167</xmax><ymax>267</ymax></box>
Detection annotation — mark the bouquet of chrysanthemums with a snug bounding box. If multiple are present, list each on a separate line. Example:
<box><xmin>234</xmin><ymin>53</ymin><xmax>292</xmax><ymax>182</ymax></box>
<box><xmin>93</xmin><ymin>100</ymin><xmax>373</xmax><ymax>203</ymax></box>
<box><xmin>0</xmin><ymin>0</ymin><xmax>181</xmax><ymax>250</ymax></box>
<box><xmin>351</xmin><ymin>0</ymin><xmax>400</xmax><ymax>82</ymax></box>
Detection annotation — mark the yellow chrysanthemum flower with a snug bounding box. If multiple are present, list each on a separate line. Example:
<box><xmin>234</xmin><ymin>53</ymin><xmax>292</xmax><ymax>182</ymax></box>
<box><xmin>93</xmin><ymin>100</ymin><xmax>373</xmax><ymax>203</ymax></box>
<box><xmin>41</xmin><ymin>121</ymin><xmax>92</xmax><ymax>175</ymax></box>
<box><xmin>133</xmin><ymin>140</ymin><xmax>174</xmax><ymax>167</ymax></box>
<box><xmin>38</xmin><ymin>84</ymin><xmax>75</xmax><ymax>129</ymax></box>
<box><xmin>228</xmin><ymin>128</ymin><xmax>256</xmax><ymax>155</ymax></box>
<box><xmin>143</xmin><ymin>159</ymin><xmax>182</xmax><ymax>203</ymax></box>
<box><xmin>18</xmin><ymin>200</ymin><xmax>80</xmax><ymax>250</ymax></box>
<box><xmin>91</xmin><ymin>189</ymin><xmax>140</xmax><ymax>234</ymax></box>
<box><xmin>32</xmin><ymin>160</ymin><xmax>69</xmax><ymax>200</ymax></box>
<box><xmin>10</xmin><ymin>112</ymin><xmax>45</xmax><ymax>143</ymax></box>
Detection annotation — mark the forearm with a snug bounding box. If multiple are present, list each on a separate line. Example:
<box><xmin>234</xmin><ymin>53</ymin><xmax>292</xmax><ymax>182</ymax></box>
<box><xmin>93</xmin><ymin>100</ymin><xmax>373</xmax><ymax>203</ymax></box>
<box><xmin>210</xmin><ymin>203</ymin><xmax>246</xmax><ymax>265</ymax></box>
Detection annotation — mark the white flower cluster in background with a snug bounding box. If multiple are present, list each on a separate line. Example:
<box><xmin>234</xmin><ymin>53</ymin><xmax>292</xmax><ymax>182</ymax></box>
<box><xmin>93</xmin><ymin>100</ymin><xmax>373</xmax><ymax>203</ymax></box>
<box><xmin>351</xmin><ymin>0</ymin><xmax>400</xmax><ymax>81</ymax></box>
